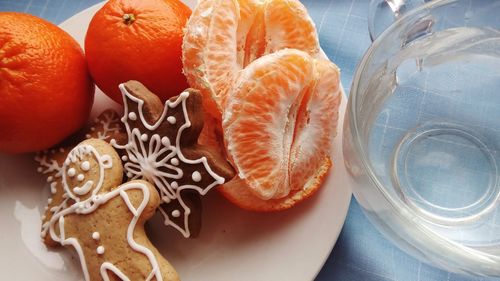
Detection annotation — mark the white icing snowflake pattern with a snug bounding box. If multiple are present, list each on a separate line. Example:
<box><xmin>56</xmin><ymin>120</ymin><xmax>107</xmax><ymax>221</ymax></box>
<box><xmin>85</xmin><ymin>110</ymin><xmax>122</xmax><ymax>141</ymax></box>
<box><xmin>35</xmin><ymin>153</ymin><xmax>63</xmax><ymax>176</ymax></box>
<box><xmin>121</xmin><ymin>130</ymin><xmax>181</xmax><ymax>198</ymax></box>
<box><xmin>112</xmin><ymin>84</ymin><xmax>226</xmax><ymax>238</ymax></box>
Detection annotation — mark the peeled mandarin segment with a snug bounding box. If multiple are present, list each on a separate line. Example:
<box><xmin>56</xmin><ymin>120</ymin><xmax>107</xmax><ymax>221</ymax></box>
<box><xmin>223</xmin><ymin>49</ymin><xmax>314</xmax><ymax>200</ymax></box>
<box><xmin>289</xmin><ymin>59</ymin><xmax>341</xmax><ymax>191</ymax></box>
<box><xmin>182</xmin><ymin>0</ymin><xmax>226</xmax><ymax>115</ymax></box>
<box><xmin>205</xmin><ymin>0</ymin><xmax>240</xmax><ymax>103</ymax></box>
<box><xmin>264</xmin><ymin>0</ymin><xmax>320</xmax><ymax>57</ymax></box>
<box><xmin>238</xmin><ymin>0</ymin><xmax>266</xmax><ymax>68</ymax></box>
<box><xmin>182</xmin><ymin>0</ymin><xmax>240</xmax><ymax>117</ymax></box>
<box><xmin>236</xmin><ymin>0</ymin><xmax>264</xmax><ymax>67</ymax></box>
<box><xmin>182</xmin><ymin>0</ymin><xmax>218</xmax><ymax>84</ymax></box>
<box><xmin>182</xmin><ymin>0</ymin><xmax>214</xmax><ymax>78</ymax></box>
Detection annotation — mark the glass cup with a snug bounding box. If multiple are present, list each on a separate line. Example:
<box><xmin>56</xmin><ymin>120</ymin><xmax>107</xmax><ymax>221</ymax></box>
<box><xmin>344</xmin><ymin>0</ymin><xmax>500</xmax><ymax>276</ymax></box>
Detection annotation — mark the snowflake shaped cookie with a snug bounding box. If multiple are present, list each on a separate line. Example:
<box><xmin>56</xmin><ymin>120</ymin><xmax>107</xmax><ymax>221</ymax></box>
<box><xmin>112</xmin><ymin>81</ymin><xmax>234</xmax><ymax>238</ymax></box>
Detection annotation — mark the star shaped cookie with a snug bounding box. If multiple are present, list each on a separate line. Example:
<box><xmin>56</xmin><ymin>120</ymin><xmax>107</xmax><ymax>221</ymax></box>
<box><xmin>112</xmin><ymin>81</ymin><xmax>235</xmax><ymax>238</ymax></box>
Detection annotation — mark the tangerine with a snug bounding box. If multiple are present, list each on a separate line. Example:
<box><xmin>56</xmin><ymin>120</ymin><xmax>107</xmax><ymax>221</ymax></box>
<box><xmin>85</xmin><ymin>0</ymin><xmax>191</xmax><ymax>104</ymax></box>
<box><xmin>0</xmin><ymin>12</ymin><xmax>94</xmax><ymax>154</ymax></box>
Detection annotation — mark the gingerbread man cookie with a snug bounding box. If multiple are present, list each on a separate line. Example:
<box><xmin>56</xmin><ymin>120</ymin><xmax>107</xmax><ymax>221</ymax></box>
<box><xmin>42</xmin><ymin>138</ymin><xmax>179</xmax><ymax>281</ymax></box>
<box><xmin>36</xmin><ymin>110</ymin><xmax>125</xmax><ymax>245</ymax></box>
<box><xmin>111</xmin><ymin>81</ymin><xmax>235</xmax><ymax>238</ymax></box>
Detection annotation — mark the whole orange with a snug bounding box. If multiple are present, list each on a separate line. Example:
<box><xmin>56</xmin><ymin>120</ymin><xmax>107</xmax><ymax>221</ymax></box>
<box><xmin>85</xmin><ymin>0</ymin><xmax>191</xmax><ymax>104</ymax></box>
<box><xmin>0</xmin><ymin>12</ymin><xmax>94</xmax><ymax>154</ymax></box>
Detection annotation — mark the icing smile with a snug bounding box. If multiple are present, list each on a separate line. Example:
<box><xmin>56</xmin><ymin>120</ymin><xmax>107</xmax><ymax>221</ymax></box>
<box><xmin>73</xmin><ymin>180</ymin><xmax>95</xmax><ymax>195</ymax></box>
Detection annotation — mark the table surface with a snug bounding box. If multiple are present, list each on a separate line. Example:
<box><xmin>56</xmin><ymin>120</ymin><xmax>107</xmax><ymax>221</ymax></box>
<box><xmin>1</xmin><ymin>0</ymin><xmax>499</xmax><ymax>280</ymax></box>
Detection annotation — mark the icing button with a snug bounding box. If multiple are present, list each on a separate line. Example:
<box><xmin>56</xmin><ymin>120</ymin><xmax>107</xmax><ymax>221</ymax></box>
<box><xmin>172</xmin><ymin>210</ymin><xmax>181</xmax><ymax>218</ymax></box>
<box><xmin>81</xmin><ymin>161</ymin><xmax>91</xmax><ymax>171</ymax></box>
<box><xmin>92</xmin><ymin>232</ymin><xmax>100</xmax><ymax>240</ymax></box>
<box><xmin>96</xmin><ymin>246</ymin><xmax>105</xmax><ymax>255</ymax></box>
<box><xmin>170</xmin><ymin>158</ymin><xmax>179</xmax><ymax>166</ymax></box>
<box><xmin>67</xmin><ymin>168</ymin><xmax>76</xmax><ymax>177</ymax></box>
<box><xmin>192</xmin><ymin>171</ymin><xmax>202</xmax><ymax>182</ymax></box>
<box><xmin>171</xmin><ymin>181</ymin><xmax>178</xmax><ymax>189</ymax></box>
<box><xmin>77</xmin><ymin>174</ymin><xmax>85</xmax><ymax>182</ymax></box>
<box><xmin>128</xmin><ymin>112</ymin><xmax>137</xmax><ymax>121</ymax></box>
<box><xmin>167</xmin><ymin>116</ymin><xmax>176</xmax><ymax>124</ymax></box>
<box><xmin>161</xmin><ymin>137</ymin><xmax>170</xmax><ymax>146</ymax></box>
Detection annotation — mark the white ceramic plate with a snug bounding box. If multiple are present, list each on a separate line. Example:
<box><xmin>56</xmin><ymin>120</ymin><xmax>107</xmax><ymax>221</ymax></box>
<box><xmin>0</xmin><ymin>2</ymin><xmax>351</xmax><ymax>280</ymax></box>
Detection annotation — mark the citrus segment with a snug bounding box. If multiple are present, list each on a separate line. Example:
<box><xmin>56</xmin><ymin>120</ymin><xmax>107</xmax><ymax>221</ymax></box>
<box><xmin>289</xmin><ymin>59</ymin><xmax>341</xmax><ymax>191</ymax></box>
<box><xmin>238</xmin><ymin>0</ymin><xmax>266</xmax><ymax>67</ymax></box>
<box><xmin>223</xmin><ymin>49</ymin><xmax>314</xmax><ymax>200</ymax></box>
<box><xmin>264</xmin><ymin>0</ymin><xmax>319</xmax><ymax>56</ymax></box>
<box><xmin>182</xmin><ymin>0</ymin><xmax>240</xmax><ymax>117</ymax></box>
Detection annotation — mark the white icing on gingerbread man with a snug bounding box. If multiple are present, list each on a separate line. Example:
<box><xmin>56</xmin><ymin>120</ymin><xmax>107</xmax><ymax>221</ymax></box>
<box><xmin>44</xmin><ymin>139</ymin><xmax>178</xmax><ymax>281</ymax></box>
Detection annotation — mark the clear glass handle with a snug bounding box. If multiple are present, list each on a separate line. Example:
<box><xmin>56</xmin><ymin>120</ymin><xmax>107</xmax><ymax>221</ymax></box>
<box><xmin>368</xmin><ymin>0</ymin><xmax>430</xmax><ymax>41</ymax></box>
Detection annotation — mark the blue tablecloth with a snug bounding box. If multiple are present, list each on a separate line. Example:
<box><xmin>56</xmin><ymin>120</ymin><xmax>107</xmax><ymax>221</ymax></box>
<box><xmin>1</xmin><ymin>0</ymin><xmax>498</xmax><ymax>280</ymax></box>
